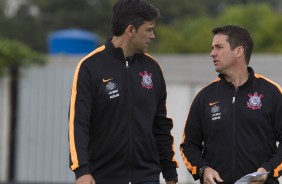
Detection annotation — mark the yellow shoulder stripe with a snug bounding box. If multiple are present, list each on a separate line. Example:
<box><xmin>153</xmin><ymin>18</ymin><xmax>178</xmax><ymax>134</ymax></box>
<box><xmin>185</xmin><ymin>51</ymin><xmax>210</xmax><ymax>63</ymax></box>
<box><xmin>69</xmin><ymin>45</ymin><xmax>105</xmax><ymax>170</ymax></box>
<box><xmin>255</xmin><ymin>73</ymin><xmax>282</xmax><ymax>94</ymax></box>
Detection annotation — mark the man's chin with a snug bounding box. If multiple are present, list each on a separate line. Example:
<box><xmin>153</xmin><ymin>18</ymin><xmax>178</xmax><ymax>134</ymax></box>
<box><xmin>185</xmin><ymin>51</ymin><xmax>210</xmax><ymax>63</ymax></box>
<box><xmin>215</xmin><ymin>68</ymin><xmax>221</xmax><ymax>73</ymax></box>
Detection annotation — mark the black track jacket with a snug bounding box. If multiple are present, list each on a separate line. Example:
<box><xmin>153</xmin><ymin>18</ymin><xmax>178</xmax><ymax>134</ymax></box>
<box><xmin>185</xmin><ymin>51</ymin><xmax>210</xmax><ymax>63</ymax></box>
<box><xmin>180</xmin><ymin>67</ymin><xmax>282</xmax><ymax>184</ymax></box>
<box><xmin>69</xmin><ymin>40</ymin><xmax>178</xmax><ymax>184</ymax></box>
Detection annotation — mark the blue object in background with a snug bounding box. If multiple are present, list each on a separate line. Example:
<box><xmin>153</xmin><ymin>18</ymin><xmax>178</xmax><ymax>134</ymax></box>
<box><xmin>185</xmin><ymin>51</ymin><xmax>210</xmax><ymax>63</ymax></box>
<box><xmin>48</xmin><ymin>28</ymin><xmax>99</xmax><ymax>55</ymax></box>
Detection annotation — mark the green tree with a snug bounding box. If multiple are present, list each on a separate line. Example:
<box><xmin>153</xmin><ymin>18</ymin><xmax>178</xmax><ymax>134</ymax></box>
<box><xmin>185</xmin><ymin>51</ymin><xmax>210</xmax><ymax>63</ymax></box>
<box><xmin>0</xmin><ymin>38</ymin><xmax>45</xmax><ymax>76</ymax></box>
<box><xmin>271</xmin><ymin>15</ymin><xmax>282</xmax><ymax>52</ymax></box>
<box><xmin>1</xmin><ymin>0</ymin><xmax>282</xmax><ymax>53</ymax></box>
<box><xmin>152</xmin><ymin>17</ymin><xmax>213</xmax><ymax>53</ymax></box>
<box><xmin>153</xmin><ymin>3</ymin><xmax>282</xmax><ymax>53</ymax></box>
<box><xmin>0</xmin><ymin>38</ymin><xmax>46</xmax><ymax>180</ymax></box>
<box><xmin>0</xmin><ymin>0</ymin><xmax>115</xmax><ymax>52</ymax></box>
<box><xmin>216</xmin><ymin>3</ymin><xmax>280</xmax><ymax>52</ymax></box>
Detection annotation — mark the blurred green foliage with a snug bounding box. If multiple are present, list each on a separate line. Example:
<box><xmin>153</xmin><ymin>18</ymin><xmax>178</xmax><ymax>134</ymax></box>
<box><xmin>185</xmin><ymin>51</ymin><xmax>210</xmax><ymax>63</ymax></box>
<box><xmin>152</xmin><ymin>3</ymin><xmax>282</xmax><ymax>53</ymax></box>
<box><xmin>0</xmin><ymin>38</ymin><xmax>46</xmax><ymax>76</ymax></box>
<box><xmin>0</xmin><ymin>0</ymin><xmax>282</xmax><ymax>53</ymax></box>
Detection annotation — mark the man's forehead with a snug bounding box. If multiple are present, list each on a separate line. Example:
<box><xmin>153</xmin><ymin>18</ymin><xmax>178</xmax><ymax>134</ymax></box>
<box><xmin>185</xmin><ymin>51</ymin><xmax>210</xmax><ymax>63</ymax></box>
<box><xmin>212</xmin><ymin>34</ymin><xmax>228</xmax><ymax>44</ymax></box>
<box><xmin>139</xmin><ymin>21</ymin><xmax>156</xmax><ymax>28</ymax></box>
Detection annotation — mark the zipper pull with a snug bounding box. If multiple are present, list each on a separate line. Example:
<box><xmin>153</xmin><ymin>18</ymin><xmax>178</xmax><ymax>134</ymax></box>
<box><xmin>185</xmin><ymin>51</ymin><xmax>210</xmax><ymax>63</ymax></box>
<box><xmin>126</xmin><ymin>60</ymin><xmax>129</xmax><ymax>68</ymax></box>
<box><xmin>232</xmin><ymin>97</ymin><xmax>235</xmax><ymax>104</ymax></box>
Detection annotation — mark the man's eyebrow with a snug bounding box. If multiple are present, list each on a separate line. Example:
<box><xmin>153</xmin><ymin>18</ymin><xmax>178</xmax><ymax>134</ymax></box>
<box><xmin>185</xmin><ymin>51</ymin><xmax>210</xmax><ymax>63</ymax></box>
<box><xmin>212</xmin><ymin>43</ymin><xmax>223</xmax><ymax>47</ymax></box>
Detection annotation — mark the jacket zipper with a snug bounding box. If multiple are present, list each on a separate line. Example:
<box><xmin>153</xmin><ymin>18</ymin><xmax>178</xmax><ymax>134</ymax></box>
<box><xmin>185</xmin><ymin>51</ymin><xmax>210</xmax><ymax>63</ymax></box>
<box><xmin>232</xmin><ymin>88</ymin><xmax>237</xmax><ymax>182</ymax></box>
<box><xmin>126</xmin><ymin>59</ymin><xmax>132</xmax><ymax>183</ymax></box>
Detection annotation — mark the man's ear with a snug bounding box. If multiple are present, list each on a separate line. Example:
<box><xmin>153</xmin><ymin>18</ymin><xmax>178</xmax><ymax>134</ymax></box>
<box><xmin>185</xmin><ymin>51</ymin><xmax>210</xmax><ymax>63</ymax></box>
<box><xmin>125</xmin><ymin>25</ymin><xmax>136</xmax><ymax>37</ymax></box>
<box><xmin>235</xmin><ymin>46</ymin><xmax>244</xmax><ymax>57</ymax></box>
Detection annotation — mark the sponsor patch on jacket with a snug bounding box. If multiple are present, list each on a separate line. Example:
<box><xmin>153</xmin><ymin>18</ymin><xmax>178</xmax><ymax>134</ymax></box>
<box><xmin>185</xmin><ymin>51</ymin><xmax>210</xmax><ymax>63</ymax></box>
<box><xmin>139</xmin><ymin>71</ymin><xmax>153</xmax><ymax>90</ymax></box>
<box><xmin>247</xmin><ymin>92</ymin><xmax>263</xmax><ymax>110</ymax></box>
<box><xmin>104</xmin><ymin>79</ymin><xmax>120</xmax><ymax>99</ymax></box>
<box><xmin>211</xmin><ymin>104</ymin><xmax>221</xmax><ymax>121</ymax></box>
<box><xmin>106</xmin><ymin>81</ymin><xmax>116</xmax><ymax>91</ymax></box>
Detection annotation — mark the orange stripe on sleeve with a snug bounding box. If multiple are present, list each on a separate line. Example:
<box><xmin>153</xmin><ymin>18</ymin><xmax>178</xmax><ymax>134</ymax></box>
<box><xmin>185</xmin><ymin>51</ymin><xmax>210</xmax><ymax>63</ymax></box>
<box><xmin>274</xmin><ymin>163</ymin><xmax>282</xmax><ymax>177</ymax></box>
<box><xmin>170</xmin><ymin>123</ymin><xmax>179</xmax><ymax>168</ymax></box>
<box><xmin>179</xmin><ymin>126</ymin><xmax>197</xmax><ymax>174</ymax></box>
<box><xmin>69</xmin><ymin>46</ymin><xmax>105</xmax><ymax>171</ymax></box>
<box><xmin>255</xmin><ymin>73</ymin><xmax>282</xmax><ymax>94</ymax></box>
<box><xmin>255</xmin><ymin>73</ymin><xmax>282</xmax><ymax>177</ymax></box>
<box><xmin>178</xmin><ymin>80</ymin><xmax>222</xmax><ymax>175</ymax></box>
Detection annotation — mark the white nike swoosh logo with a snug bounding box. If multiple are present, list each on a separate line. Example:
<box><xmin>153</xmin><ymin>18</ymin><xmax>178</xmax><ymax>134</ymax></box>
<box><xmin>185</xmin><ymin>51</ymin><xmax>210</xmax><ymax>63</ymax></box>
<box><xmin>209</xmin><ymin>101</ymin><xmax>220</xmax><ymax>106</ymax></box>
<box><xmin>103</xmin><ymin>78</ymin><xmax>113</xmax><ymax>83</ymax></box>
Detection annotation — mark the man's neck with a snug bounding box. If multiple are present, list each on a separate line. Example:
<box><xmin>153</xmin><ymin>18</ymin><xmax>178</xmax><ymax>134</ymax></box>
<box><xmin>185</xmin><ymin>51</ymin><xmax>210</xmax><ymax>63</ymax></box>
<box><xmin>224</xmin><ymin>68</ymin><xmax>249</xmax><ymax>89</ymax></box>
<box><xmin>111</xmin><ymin>36</ymin><xmax>134</xmax><ymax>58</ymax></box>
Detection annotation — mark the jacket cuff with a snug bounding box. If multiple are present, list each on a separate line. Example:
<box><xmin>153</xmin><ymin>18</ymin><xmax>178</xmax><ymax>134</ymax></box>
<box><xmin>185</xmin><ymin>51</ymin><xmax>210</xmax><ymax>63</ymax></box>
<box><xmin>74</xmin><ymin>166</ymin><xmax>91</xmax><ymax>179</ymax></box>
<box><xmin>261</xmin><ymin>163</ymin><xmax>273</xmax><ymax>174</ymax></box>
<box><xmin>261</xmin><ymin>163</ymin><xmax>278</xmax><ymax>178</ymax></box>
<box><xmin>162</xmin><ymin>167</ymin><xmax>178</xmax><ymax>180</ymax></box>
<box><xmin>165</xmin><ymin>176</ymin><xmax>178</xmax><ymax>182</ymax></box>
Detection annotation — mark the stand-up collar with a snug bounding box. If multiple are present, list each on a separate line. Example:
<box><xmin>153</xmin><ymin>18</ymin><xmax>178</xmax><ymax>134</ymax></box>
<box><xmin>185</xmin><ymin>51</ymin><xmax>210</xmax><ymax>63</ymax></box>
<box><xmin>105</xmin><ymin>38</ymin><xmax>142</xmax><ymax>61</ymax></box>
<box><xmin>105</xmin><ymin>39</ymin><xmax>125</xmax><ymax>60</ymax></box>
<box><xmin>218</xmin><ymin>67</ymin><xmax>255</xmax><ymax>87</ymax></box>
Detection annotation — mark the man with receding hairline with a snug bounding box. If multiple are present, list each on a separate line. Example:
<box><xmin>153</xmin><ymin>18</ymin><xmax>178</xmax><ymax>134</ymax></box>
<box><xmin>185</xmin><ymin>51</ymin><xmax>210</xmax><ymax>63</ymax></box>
<box><xmin>180</xmin><ymin>25</ymin><xmax>282</xmax><ymax>184</ymax></box>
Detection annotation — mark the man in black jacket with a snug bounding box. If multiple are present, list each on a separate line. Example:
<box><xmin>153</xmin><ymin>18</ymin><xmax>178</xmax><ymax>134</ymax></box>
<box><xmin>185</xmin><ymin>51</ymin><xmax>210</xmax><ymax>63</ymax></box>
<box><xmin>180</xmin><ymin>25</ymin><xmax>282</xmax><ymax>184</ymax></box>
<box><xmin>68</xmin><ymin>0</ymin><xmax>178</xmax><ymax>184</ymax></box>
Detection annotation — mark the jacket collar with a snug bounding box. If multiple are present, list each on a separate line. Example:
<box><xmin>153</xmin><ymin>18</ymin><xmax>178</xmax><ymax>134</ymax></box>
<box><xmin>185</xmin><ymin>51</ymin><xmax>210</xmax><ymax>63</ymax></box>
<box><xmin>105</xmin><ymin>38</ymin><xmax>125</xmax><ymax>60</ymax></box>
<box><xmin>105</xmin><ymin>38</ymin><xmax>142</xmax><ymax>61</ymax></box>
<box><xmin>218</xmin><ymin>67</ymin><xmax>255</xmax><ymax>87</ymax></box>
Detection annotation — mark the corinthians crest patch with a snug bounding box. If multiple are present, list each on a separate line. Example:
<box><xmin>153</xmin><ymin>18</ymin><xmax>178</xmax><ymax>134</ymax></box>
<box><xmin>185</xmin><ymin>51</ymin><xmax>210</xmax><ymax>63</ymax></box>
<box><xmin>247</xmin><ymin>92</ymin><xmax>263</xmax><ymax>110</ymax></box>
<box><xmin>139</xmin><ymin>71</ymin><xmax>153</xmax><ymax>90</ymax></box>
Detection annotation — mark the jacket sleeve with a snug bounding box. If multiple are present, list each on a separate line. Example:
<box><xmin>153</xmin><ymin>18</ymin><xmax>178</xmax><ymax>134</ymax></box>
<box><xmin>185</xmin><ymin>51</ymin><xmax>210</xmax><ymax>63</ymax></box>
<box><xmin>68</xmin><ymin>61</ymin><xmax>93</xmax><ymax>179</ymax></box>
<box><xmin>262</xmin><ymin>88</ymin><xmax>282</xmax><ymax>178</ymax></box>
<box><xmin>153</xmin><ymin>73</ymin><xmax>178</xmax><ymax>180</ymax></box>
<box><xmin>179</xmin><ymin>91</ymin><xmax>209</xmax><ymax>181</ymax></box>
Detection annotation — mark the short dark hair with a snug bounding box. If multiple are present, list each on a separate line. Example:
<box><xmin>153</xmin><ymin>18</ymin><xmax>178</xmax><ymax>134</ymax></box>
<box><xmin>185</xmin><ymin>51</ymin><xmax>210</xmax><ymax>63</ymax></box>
<box><xmin>212</xmin><ymin>25</ymin><xmax>254</xmax><ymax>65</ymax></box>
<box><xmin>111</xmin><ymin>0</ymin><xmax>160</xmax><ymax>36</ymax></box>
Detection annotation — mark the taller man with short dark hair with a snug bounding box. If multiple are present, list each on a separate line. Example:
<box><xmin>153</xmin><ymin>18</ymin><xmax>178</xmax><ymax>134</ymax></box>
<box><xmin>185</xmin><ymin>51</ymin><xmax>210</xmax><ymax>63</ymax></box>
<box><xmin>68</xmin><ymin>0</ymin><xmax>178</xmax><ymax>184</ymax></box>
